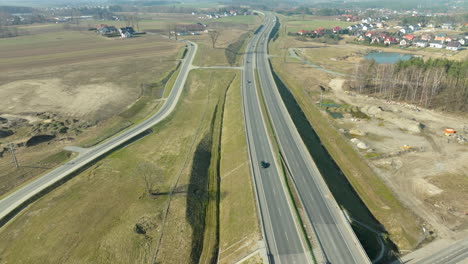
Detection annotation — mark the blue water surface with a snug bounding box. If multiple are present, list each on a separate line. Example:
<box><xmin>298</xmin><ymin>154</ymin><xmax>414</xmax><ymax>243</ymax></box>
<box><xmin>364</xmin><ymin>52</ymin><xmax>413</xmax><ymax>64</ymax></box>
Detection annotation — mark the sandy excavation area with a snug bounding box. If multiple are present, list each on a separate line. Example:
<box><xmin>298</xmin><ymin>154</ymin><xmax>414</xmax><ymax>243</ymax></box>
<box><xmin>329</xmin><ymin>78</ymin><xmax>468</xmax><ymax>240</ymax></box>
<box><xmin>0</xmin><ymin>78</ymin><xmax>133</xmax><ymax>119</ymax></box>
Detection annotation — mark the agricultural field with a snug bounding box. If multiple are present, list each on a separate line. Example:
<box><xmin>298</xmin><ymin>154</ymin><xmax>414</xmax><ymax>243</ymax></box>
<box><xmin>282</xmin><ymin>15</ymin><xmax>354</xmax><ymax>33</ymax></box>
<box><xmin>0</xmin><ymin>22</ymin><xmax>185</xmax><ymax>197</ymax></box>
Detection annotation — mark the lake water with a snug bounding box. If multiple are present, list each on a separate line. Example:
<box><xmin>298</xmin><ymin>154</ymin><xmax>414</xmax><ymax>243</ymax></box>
<box><xmin>364</xmin><ymin>52</ymin><xmax>413</xmax><ymax>64</ymax></box>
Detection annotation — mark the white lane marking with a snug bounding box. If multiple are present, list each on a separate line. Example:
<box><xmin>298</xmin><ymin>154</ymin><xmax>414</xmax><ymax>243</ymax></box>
<box><xmin>285</xmin><ymin>231</ymin><xmax>289</xmax><ymax>241</ymax></box>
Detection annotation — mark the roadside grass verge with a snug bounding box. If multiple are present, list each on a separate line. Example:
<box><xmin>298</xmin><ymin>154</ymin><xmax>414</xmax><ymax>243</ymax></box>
<box><xmin>225</xmin><ymin>32</ymin><xmax>251</xmax><ymax>66</ymax></box>
<box><xmin>197</xmin><ymin>73</ymin><xmax>235</xmax><ymax>264</ymax></box>
<box><xmin>191</xmin><ymin>17</ymin><xmax>261</xmax><ymax>67</ymax></box>
<box><xmin>0</xmin><ymin>150</ymin><xmax>74</xmax><ymax>200</ymax></box>
<box><xmin>218</xmin><ymin>75</ymin><xmax>260</xmax><ymax>263</ymax></box>
<box><xmin>193</xmin><ymin>43</ymin><xmax>231</xmax><ymax>66</ymax></box>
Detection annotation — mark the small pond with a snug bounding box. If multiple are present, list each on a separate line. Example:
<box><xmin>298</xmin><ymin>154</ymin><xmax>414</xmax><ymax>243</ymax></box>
<box><xmin>364</xmin><ymin>52</ymin><xmax>413</xmax><ymax>64</ymax></box>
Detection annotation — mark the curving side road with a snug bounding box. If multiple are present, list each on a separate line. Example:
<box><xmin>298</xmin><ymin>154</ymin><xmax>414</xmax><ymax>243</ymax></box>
<box><xmin>241</xmin><ymin>16</ymin><xmax>313</xmax><ymax>264</ymax></box>
<box><xmin>0</xmin><ymin>40</ymin><xmax>197</xmax><ymax>223</ymax></box>
<box><xmin>257</xmin><ymin>14</ymin><xmax>371</xmax><ymax>264</ymax></box>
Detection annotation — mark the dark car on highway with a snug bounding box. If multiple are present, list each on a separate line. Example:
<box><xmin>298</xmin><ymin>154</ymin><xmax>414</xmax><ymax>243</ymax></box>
<box><xmin>260</xmin><ymin>161</ymin><xmax>270</xmax><ymax>168</ymax></box>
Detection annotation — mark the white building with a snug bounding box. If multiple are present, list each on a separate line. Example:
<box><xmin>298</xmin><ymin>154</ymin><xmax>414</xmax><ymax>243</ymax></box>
<box><xmin>429</xmin><ymin>41</ymin><xmax>445</xmax><ymax>49</ymax></box>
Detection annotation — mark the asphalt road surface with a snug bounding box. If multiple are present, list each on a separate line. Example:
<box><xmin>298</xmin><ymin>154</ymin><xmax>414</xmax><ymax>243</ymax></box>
<box><xmin>0</xmin><ymin>40</ymin><xmax>197</xmax><ymax>223</ymax></box>
<box><xmin>256</xmin><ymin>14</ymin><xmax>371</xmax><ymax>264</ymax></box>
<box><xmin>241</xmin><ymin>16</ymin><xmax>313</xmax><ymax>264</ymax></box>
<box><xmin>412</xmin><ymin>238</ymin><xmax>468</xmax><ymax>264</ymax></box>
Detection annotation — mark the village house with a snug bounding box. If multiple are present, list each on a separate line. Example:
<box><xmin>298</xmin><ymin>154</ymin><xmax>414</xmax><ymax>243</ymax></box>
<box><xmin>365</xmin><ymin>31</ymin><xmax>374</xmax><ymax>38</ymax></box>
<box><xmin>97</xmin><ymin>24</ymin><xmax>118</xmax><ymax>35</ymax></box>
<box><xmin>371</xmin><ymin>36</ymin><xmax>381</xmax><ymax>44</ymax></box>
<box><xmin>403</xmin><ymin>34</ymin><xmax>415</xmax><ymax>41</ymax></box>
<box><xmin>429</xmin><ymin>41</ymin><xmax>445</xmax><ymax>49</ymax></box>
<box><xmin>434</xmin><ymin>33</ymin><xmax>447</xmax><ymax>42</ymax></box>
<box><xmin>362</xmin><ymin>17</ymin><xmax>372</xmax><ymax>23</ymax></box>
<box><xmin>459</xmin><ymin>38</ymin><xmax>466</xmax><ymax>46</ymax></box>
<box><xmin>119</xmin><ymin>27</ymin><xmax>135</xmax><ymax>38</ymax></box>
<box><xmin>399</xmin><ymin>26</ymin><xmax>413</xmax><ymax>34</ymax></box>
<box><xmin>400</xmin><ymin>39</ymin><xmax>410</xmax><ymax>46</ymax></box>
<box><xmin>314</xmin><ymin>27</ymin><xmax>325</xmax><ymax>35</ymax></box>
<box><xmin>441</xmin><ymin>23</ymin><xmax>453</xmax><ymax>30</ymax></box>
<box><xmin>384</xmin><ymin>37</ymin><xmax>398</xmax><ymax>45</ymax></box>
<box><xmin>421</xmin><ymin>33</ymin><xmax>433</xmax><ymax>41</ymax></box>
<box><xmin>446</xmin><ymin>41</ymin><xmax>461</xmax><ymax>51</ymax></box>
<box><xmin>347</xmin><ymin>25</ymin><xmax>358</xmax><ymax>31</ymax></box>
<box><xmin>408</xmin><ymin>25</ymin><xmax>420</xmax><ymax>31</ymax></box>
<box><xmin>414</xmin><ymin>39</ymin><xmax>428</xmax><ymax>47</ymax></box>
<box><xmin>332</xmin><ymin>26</ymin><xmax>341</xmax><ymax>33</ymax></box>
<box><xmin>444</xmin><ymin>36</ymin><xmax>454</xmax><ymax>43</ymax></box>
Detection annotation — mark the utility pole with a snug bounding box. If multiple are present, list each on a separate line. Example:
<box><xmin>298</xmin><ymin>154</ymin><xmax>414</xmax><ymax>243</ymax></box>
<box><xmin>8</xmin><ymin>142</ymin><xmax>19</xmax><ymax>168</ymax></box>
<box><xmin>319</xmin><ymin>85</ymin><xmax>326</xmax><ymax>109</ymax></box>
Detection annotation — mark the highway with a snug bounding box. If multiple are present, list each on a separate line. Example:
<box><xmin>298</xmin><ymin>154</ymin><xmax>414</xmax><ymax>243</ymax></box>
<box><xmin>414</xmin><ymin>238</ymin><xmax>468</xmax><ymax>264</ymax></box>
<box><xmin>256</xmin><ymin>14</ymin><xmax>371</xmax><ymax>264</ymax></box>
<box><xmin>0</xmin><ymin>40</ymin><xmax>197</xmax><ymax>223</ymax></box>
<box><xmin>398</xmin><ymin>238</ymin><xmax>468</xmax><ymax>264</ymax></box>
<box><xmin>241</xmin><ymin>16</ymin><xmax>313</xmax><ymax>264</ymax></box>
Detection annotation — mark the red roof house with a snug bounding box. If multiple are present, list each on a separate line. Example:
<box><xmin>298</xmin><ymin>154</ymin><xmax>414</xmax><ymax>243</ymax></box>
<box><xmin>365</xmin><ymin>31</ymin><xmax>375</xmax><ymax>38</ymax></box>
<box><xmin>384</xmin><ymin>37</ymin><xmax>398</xmax><ymax>45</ymax></box>
<box><xmin>403</xmin><ymin>34</ymin><xmax>415</xmax><ymax>41</ymax></box>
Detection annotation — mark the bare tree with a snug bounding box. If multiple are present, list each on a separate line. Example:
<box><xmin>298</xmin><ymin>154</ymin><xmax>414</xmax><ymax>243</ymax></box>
<box><xmin>136</xmin><ymin>162</ymin><xmax>164</xmax><ymax>196</ymax></box>
<box><xmin>134</xmin><ymin>13</ymin><xmax>140</xmax><ymax>32</ymax></box>
<box><xmin>209</xmin><ymin>30</ymin><xmax>220</xmax><ymax>48</ymax></box>
<box><xmin>166</xmin><ymin>23</ymin><xmax>173</xmax><ymax>39</ymax></box>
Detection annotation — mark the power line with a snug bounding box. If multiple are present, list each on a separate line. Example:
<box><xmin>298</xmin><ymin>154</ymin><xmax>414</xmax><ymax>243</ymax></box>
<box><xmin>8</xmin><ymin>142</ymin><xmax>19</xmax><ymax>169</ymax></box>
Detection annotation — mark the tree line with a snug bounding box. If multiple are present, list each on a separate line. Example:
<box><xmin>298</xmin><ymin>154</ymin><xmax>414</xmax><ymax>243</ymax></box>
<box><xmin>276</xmin><ymin>7</ymin><xmax>344</xmax><ymax>17</ymax></box>
<box><xmin>401</xmin><ymin>13</ymin><xmax>468</xmax><ymax>26</ymax></box>
<box><xmin>350</xmin><ymin>57</ymin><xmax>468</xmax><ymax>112</ymax></box>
